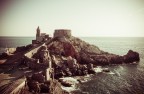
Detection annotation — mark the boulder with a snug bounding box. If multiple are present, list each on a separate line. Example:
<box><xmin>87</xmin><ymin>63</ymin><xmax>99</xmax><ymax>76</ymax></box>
<box><xmin>88</xmin><ymin>69</ymin><xmax>96</xmax><ymax>74</ymax></box>
<box><xmin>54</xmin><ymin>70</ymin><xmax>66</xmax><ymax>79</ymax></box>
<box><xmin>40</xmin><ymin>83</ymin><xmax>50</xmax><ymax>93</ymax></box>
<box><xmin>26</xmin><ymin>77</ymin><xmax>40</xmax><ymax>93</ymax></box>
<box><xmin>102</xmin><ymin>68</ymin><xmax>110</xmax><ymax>72</ymax></box>
<box><xmin>82</xmin><ymin>70</ymin><xmax>88</xmax><ymax>75</ymax></box>
<box><xmin>63</xmin><ymin>68</ymin><xmax>72</xmax><ymax>76</ymax></box>
<box><xmin>87</xmin><ymin>63</ymin><xmax>94</xmax><ymax>69</ymax></box>
<box><xmin>59</xmin><ymin>77</ymin><xmax>78</xmax><ymax>87</ymax></box>
<box><xmin>67</xmin><ymin>56</ymin><xmax>77</xmax><ymax>68</ymax></box>
<box><xmin>31</xmin><ymin>72</ymin><xmax>45</xmax><ymax>83</ymax></box>
<box><xmin>60</xmin><ymin>81</ymin><xmax>72</xmax><ymax>87</ymax></box>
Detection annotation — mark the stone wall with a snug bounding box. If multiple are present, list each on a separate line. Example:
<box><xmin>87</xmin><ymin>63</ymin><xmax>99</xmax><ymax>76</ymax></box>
<box><xmin>54</xmin><ymin>29</ymin><xmax>71</xmax><ymax>38</ymax></box>
<box><xmin>24</xmin><ymin>43</ymin><xmax>45</xmax><ymax>58</ymax></box>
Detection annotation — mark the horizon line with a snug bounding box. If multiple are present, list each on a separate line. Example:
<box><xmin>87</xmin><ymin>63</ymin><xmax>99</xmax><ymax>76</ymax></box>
<box><xmin>0</xmin><ymin>35</ymin><xmax>144</xmax><ymax>38</ymax></box>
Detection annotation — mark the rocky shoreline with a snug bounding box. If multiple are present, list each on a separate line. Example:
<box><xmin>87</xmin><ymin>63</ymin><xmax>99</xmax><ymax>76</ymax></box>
<box><xmin>49</xmin><ymin>36</ymin><xmax>140</xmax><ymax>65</ymax></box>
<box><xmin>0</xmin><ymin>28</ymin><xmax>140</xmax><ymax>94</ymax></box>
<box><xmin>24</xmin><ymin>29</ymin><xmax>139</xmax><ymax>93</ymax></box>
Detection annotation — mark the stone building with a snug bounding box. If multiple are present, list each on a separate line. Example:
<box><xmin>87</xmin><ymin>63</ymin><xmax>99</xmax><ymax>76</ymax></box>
<box><xmin>54</xmin><ymin>29</ymin><xmax>71</xmax><ymax>38</ymax></box>
<box><xmin>32</xmin><ymin>26</ymin><xmax>51</xmax><ymax>44</ymax></box>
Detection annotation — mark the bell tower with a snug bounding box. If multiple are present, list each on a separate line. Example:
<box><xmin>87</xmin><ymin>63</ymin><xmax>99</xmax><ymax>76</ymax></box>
<box><xmin>36</xmin><ymin>26</ymin><xmax>40</xmax><ymax>37</ymax></box>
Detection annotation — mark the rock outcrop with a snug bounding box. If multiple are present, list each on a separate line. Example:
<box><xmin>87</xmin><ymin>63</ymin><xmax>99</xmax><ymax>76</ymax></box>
<box><xmin>123</xmin><ymin>50</ymin><xmax>140</xmax><ymax>63</ymax></box>
<box><xmin>23</xmin><ymin>28</ymin><xmax>140</xmax><ymax>67</ymax></box>
<box><xmin>47</xmin><ymin>36</ymin><xmax>140</xmax><ymax>65</ymax></box>
<box><xmin>26</xmin><ymin>73</ymin><xmax>66</xmax><ymax>94</ymax></box>
<box><xmin>22</xmin><ymin>28</ymin><xmax>140</xmax><ymax>94</ymax></box>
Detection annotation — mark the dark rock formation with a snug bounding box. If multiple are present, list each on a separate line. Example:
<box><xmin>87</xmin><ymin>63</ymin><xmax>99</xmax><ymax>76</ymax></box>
<box><xmin>19</xmin><ymin>29</ymin><xmax>140</xmax><ymax>94</ymax></box>
<box><xmin>24</xmin><ymin>34</ymin><xmax>140</xmax><ymax>81</ymax></box>
<box><xmin>59</xmin><ymin>79</ymin><xmax>73</xmax><ymax>87</ymax></box>
<box><xmin>102</xmin><ymin>68</ymin><xmax>110</xmax><ymax>72</ymax></box>
<box><xmin>26</xmin><ymin>73</ymin><xmax>67</xmax><ymax>94</ymax></box>
<box><xmin>123</xmin><ymin>50</ymin><xmax>140</xmax><ymax>63</ymax></box>
<box><xmin>47</xmin><ymin>36</ymin><xmax>140</xmax><ymax>65</ymax></box>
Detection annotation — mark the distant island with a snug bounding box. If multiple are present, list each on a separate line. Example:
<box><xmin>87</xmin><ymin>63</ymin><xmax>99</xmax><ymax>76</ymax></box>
<box><xmin>0</xmin><ymin>27</ymin><xmax>140</xmax><ymax>94</ymax></box>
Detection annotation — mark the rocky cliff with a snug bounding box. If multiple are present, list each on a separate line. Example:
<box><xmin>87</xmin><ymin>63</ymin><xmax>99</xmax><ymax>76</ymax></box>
<box><xmin>22</xmin><ymin>29</ymin><xmax>140</xmax><ymax>94</ymax></box>
<box><xmin>47</xmin><ymin>36</ymin><xmax>140</xmax><ymax>65</ymax></box>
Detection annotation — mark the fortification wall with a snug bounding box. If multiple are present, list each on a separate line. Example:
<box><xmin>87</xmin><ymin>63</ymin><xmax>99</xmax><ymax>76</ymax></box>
<box><xmin>54</xmin><ymin>29</ymin><xmax>71</xmax><ymax>38</ymax></box>
<box><xmin>24</xmin><ymin>43</ymin><xmax>45</xmax><ymax>58</ymax></box>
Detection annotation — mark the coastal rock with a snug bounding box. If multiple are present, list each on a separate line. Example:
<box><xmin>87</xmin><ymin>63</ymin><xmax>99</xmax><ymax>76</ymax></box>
<box><xmin>54</xmin><ymin>70</ymin><xmax>66</xmax><ymax>79</ymax></box>
<box><xmin>123</xmin><ymin>50</ymin><xmax>140</xmax><ymax>63</ymax></box>
<box><xmin>31</xmin><ymin>72</ymin><xmax>45</xmax><ymax>83</ymax></box>
<box><xmin>63</xmin><ymin>42</ymin><xmax>78</xmax><ymax>59</ymax></box>
<box><xmin>26</xmin><ymin>75</ymin><xmax>65</xmax><ymax>94</ymax></box>
<box><xmin>69</xmin><ymin>37</ymin><xmax>140</xmax><ymax>65</ymax></box>
<box><xmin>59</xmin><ymin>77</ymin><xmax>78</xmax><ymax>87</ymax></box>
<box><xmin>48</xmin><ymin>37</ymin><xmax>80</xmax><ymax>62</ymax></box>
<box><xmin>60</xmin><ymin>80</ymin><xmax>73</xmax><ymax>87</ymax></box>
<box><xmin>102</xmin><ymin>68</ymin><xmax>110</xmax><ymax>72</ymax></box>
<box><xmin>3</xmin><ymin>28</ymin><xmax>140</xmax><ymax>94</ymax></box>
<box><xmin>69</xmin><ymin>37</ymin><xmax>102</xmax><ymax>54</ymax></box>
<box><xmin>47</xmin><ymin>36</ymin><xmax>140</xmax><ymax>65</ymax></box>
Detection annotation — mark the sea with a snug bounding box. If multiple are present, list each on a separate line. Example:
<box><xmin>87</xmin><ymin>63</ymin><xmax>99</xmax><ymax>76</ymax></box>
<box><xmin>0</xmin><ymin>37</ymin><xmax>144</xmax><ymax>94</ymax></box>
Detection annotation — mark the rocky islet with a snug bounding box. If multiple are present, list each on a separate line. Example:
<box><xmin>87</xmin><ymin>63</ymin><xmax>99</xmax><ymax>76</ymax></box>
<box><xmin>0</xmin><ymin>27</ymin><xmax>140</xmax><ymax>94</ymax></box>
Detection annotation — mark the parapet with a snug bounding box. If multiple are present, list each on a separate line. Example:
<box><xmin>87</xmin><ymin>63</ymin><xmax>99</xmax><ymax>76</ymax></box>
<box><xmin>54</xmin><ymin>29</ymin><xmax>71</xmax><ymax>38</ymax></box>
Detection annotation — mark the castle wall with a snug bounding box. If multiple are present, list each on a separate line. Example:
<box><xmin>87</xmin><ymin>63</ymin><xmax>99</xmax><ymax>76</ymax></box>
<box><xmin>54</xmin><ymin>29</ymin><xmax>71</xmax><ymax>38</ymax></box>
<box><xmin>24</xmin><ymin>43</ymin><xmax>45</xmax><ymax>58</ymax></box>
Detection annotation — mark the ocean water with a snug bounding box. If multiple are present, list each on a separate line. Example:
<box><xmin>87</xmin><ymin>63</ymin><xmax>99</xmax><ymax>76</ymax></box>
<box><xmin>79</xmin><ymin>37</ymin><xmax>144</xmax><ymax>94</ymax></box>
<box><xmin>0</xmin><ymin>37</ymin><xmax>34</xmax><ymax>48</ymax></box>
<box><xmin>0</xmin><ymin>37</ymin><xmax>144</xmax><ymax>94</ymax></box>
<box><xmin>0</xmin><ymin>37</ymin><xmax>34</xmax><ymax>54</ymax></box>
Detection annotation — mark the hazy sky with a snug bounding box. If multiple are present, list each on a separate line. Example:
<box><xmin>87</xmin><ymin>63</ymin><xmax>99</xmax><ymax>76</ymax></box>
<box><xmin>0</xmin><ymin>0</ymin><xmax>144</xmax><ymax>37</ymax></box>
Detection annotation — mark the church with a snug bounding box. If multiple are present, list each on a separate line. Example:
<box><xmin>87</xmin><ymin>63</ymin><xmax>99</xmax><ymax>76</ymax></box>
<box><xmin>32</xmin><ymin>26</ymin><xmax>51</xmax><ymax>44</ymax></box>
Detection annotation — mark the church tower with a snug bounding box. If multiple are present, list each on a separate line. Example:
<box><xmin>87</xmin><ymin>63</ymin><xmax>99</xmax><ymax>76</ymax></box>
<box><xmin>36</xmin><ymin>26</ymin><xmax>41</xmax><ymax>42</ymax></box>
<box><xmin>36</xmin><ymin>26</ymin><xmax>40</xmax><ymax>37</ymax></box>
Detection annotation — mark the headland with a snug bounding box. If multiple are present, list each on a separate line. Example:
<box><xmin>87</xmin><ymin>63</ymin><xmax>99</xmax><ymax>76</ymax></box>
<box><xmin>0</xmin><ymin>27</ymin><xmax>140</xmax><ymax>94</ymax></box>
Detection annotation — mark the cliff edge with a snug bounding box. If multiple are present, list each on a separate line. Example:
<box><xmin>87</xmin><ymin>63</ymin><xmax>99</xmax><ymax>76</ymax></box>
<box><xmin>47</xmin><ymin>29</ymin><xmax>140</xmax><ymax>65</ymax></box>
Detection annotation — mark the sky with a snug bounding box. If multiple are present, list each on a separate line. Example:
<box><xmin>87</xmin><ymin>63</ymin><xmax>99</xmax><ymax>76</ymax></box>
<box><xmin>0</xmin><ymin>0</ymin><xmax>144</xmax><ymax>37</ymax></box>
